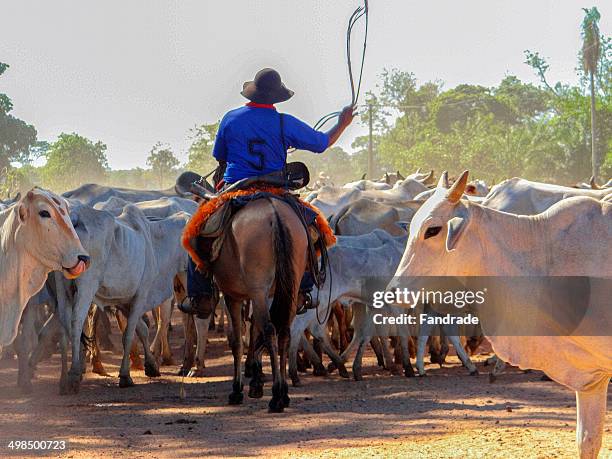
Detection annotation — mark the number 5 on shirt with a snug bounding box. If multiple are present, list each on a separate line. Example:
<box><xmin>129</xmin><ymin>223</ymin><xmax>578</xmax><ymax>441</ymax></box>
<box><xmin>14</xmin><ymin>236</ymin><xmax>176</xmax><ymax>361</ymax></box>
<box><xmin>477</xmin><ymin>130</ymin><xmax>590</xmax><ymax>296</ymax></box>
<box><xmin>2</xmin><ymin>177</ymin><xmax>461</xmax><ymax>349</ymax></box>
<box><xmin>247</xmin><ymin>139</ymin><xmax>266</xmax><ymax>171</ymax></box>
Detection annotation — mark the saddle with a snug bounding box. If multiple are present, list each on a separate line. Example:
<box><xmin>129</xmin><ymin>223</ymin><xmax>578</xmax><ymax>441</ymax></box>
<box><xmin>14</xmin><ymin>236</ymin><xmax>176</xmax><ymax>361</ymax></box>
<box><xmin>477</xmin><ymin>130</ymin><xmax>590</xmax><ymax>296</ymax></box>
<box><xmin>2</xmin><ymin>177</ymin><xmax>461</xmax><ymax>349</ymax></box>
<box><xmin>181</xmin><ymin>182</ymin><xmax>335</xmax><ymax>279</ymax></box>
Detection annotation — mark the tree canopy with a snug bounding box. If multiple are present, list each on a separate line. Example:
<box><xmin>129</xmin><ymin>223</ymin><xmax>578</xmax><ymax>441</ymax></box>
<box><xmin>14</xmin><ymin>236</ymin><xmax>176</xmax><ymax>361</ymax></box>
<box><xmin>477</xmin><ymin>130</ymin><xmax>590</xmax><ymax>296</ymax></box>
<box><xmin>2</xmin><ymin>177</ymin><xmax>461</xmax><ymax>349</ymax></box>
<box><xmin>40</xmin><ymin>133</ymin><xmax>109</xmax><ymax>192</ymax></box>
<box><xmin>353</xmin><ymin>31</ymin><xmax>611</xmax><ymax>185</ymax></box>
<box><xmin>147</xmin><ymin>142</ymin><xmax>180</xmax><ymax>188</ymax></box>
<box><xmin>186</xmin><ymin>122</ymin><xmax>220</xmax><ymax>175</ymax></box>
<box><xmin>0</xmin><ymin>62</ymin><xmax>39</xmax><ymax>196</ymax></box>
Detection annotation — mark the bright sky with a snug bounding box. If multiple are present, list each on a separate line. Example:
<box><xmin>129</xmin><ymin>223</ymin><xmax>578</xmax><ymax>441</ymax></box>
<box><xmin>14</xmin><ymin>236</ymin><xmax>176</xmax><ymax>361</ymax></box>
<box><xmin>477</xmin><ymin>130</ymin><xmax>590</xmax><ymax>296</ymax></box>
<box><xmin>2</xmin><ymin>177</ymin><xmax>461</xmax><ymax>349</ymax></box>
<box><xmin>2</xmin><ymin>0</ymin><xmax>610</xmax><ymax>169</ymax></box>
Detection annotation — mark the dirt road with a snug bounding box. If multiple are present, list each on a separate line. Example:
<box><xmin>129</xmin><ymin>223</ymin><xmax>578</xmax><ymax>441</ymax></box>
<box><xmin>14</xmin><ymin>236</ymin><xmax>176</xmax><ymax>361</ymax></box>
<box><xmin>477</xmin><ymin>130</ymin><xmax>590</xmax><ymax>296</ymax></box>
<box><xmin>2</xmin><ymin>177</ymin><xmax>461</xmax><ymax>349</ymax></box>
<box><xmin>0</xmin><ymin>322</ymin><xmax>610</xmax><ymax>458</ymax></box>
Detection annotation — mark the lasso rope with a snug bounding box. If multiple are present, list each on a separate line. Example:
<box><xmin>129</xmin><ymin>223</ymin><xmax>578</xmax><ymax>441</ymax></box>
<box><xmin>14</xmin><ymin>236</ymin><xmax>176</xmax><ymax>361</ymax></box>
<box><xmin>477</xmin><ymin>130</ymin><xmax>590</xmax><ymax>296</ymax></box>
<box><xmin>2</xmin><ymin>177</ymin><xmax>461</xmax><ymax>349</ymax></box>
<box><xmin>312</xmin><ymin>0</ymin><xmax>369</xmax><ymax>131</ymax></box>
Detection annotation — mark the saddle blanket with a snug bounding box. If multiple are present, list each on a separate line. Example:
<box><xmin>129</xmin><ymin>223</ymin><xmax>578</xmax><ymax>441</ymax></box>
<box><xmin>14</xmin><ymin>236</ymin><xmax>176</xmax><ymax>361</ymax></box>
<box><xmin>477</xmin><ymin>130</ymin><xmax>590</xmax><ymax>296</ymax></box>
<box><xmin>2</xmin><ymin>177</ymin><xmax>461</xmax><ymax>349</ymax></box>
<box><xmin>182</xmin><ymin>186</ymin><xmax>336</xmax><ymax>271</ymax></box>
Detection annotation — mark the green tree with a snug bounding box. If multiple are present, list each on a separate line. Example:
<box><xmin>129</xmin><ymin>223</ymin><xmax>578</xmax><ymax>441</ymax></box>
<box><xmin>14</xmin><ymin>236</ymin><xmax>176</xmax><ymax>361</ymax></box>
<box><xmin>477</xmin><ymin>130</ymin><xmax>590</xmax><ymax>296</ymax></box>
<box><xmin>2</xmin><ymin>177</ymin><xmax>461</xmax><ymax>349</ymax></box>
<box><xmin>351</xmin><ymin>51</ymin><xmax>611</xmax><ymax>185</ymax></box>
<box><xmin>146</xmin><ymin>142</ymin><xmax>179</xmax><ymax>188</ymax></box>
<box><xmin>580</xmin><ymin>7</ymin><xmax>602</xmax><ymax>179</ymax></box>
<box><xmin>40</xmin><ymin>133</ymin><xmax>108</xmax><ymax>192</ymax></box>
<box><xmin>289</xmin><ymin>146</ymin><xmax>359</xmax><ymax>185</ymax></box>
<box><xmin>0</xmin><ymin>62</ymin><xmax>39</xmax><ymax>196</ymax></box>
<box><xmin>186</xmin><ymin>122</ymin><xmax>220</xmax><ymax>174</ymax></box>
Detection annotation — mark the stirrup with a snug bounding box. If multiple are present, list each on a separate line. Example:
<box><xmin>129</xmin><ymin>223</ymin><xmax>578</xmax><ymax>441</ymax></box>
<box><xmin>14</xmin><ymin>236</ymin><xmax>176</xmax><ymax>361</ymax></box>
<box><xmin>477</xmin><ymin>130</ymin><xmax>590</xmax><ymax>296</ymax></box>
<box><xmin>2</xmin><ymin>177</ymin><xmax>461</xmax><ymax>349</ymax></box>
<box><xmin>296</xmin><ymin>291</ymin><xmax>318</xmax><ymax>315</ymax></box>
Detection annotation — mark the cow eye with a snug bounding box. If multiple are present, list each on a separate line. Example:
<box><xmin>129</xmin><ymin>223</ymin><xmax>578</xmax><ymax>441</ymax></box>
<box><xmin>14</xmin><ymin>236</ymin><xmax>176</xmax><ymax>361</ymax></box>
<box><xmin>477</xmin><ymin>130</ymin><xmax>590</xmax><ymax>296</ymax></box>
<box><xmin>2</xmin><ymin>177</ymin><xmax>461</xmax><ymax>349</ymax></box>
<box><xmin>424</xmin><ymin>226</ymin><xmax>442</xmax><ymax>239</ymax></box>
<box><xmin>39</xmin><ymin>210</ymin><xmax>51</xmax><ymax>218</ymax></box>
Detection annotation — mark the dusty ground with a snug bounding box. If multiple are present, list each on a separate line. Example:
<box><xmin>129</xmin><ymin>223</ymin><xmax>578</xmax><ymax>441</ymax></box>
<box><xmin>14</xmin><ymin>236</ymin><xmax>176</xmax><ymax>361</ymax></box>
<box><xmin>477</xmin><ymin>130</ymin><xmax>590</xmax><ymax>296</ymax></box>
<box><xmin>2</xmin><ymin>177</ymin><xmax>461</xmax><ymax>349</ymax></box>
<box><xmin>0</xmin><ymin>318</ymin><xmax>610</xmax><ymax>459</ymax></box>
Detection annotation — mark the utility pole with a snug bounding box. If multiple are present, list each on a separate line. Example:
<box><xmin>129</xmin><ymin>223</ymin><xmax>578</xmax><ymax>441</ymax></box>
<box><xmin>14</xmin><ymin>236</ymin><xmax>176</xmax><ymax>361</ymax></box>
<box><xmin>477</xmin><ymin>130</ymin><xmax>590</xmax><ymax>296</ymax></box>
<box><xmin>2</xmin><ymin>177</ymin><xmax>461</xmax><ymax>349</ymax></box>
<box><xmin>368</xmin><ymin>103</ymin><xmax>374</xmax><ymax>179</ymax></box>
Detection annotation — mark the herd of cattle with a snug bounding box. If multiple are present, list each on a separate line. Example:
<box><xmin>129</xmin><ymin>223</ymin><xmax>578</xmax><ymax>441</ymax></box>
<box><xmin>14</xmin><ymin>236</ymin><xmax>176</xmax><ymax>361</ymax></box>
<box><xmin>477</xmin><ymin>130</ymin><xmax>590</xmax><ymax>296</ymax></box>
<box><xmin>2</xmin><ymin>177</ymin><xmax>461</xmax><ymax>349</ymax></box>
<box><xmin>0</xmin><ymin>169</ymin><xmax>610</xmax><ymax>458</ymax></box>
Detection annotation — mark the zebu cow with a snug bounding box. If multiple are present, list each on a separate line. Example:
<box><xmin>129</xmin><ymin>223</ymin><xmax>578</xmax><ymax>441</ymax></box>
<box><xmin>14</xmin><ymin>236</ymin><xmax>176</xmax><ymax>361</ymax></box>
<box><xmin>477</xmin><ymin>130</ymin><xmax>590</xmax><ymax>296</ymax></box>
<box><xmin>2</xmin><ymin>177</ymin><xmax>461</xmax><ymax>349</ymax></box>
<box><xmin>63</xmin><ymin>183</ymin><xmax>180</xmax><ymax>206</ymax></box>
<box><xmin>0</xmin><ymin>192</ymin><xmax>21</xmax><ymax>211</ymax></box>
<box><xmin>290</xmin><ymin>229</ymin><xmax>478</xmax><ymax>382</ymax></box>
<box><xmin>308</xmin><ymin>177</ymin><xmax>430</xmax><ymax>219</ymax></box>
<box><xmin>482</xmin><ymin>177</ymin><xmax>611</xmax><ymax>214</ymax></box>
<box><xmin>94</xmin><ymin>195</ymin><xmax>198</xmax><ymax>217</ymax></box>
<box><xmin>342</xmin><ymin>179</ymin><xmax>392</xmax><ymax>191</ymax></box>
<box><xmin>391</xmin><ymin>171</ymin><xmax>611</xmax><ymax>458</ymax></box>
<box><xmin>342</xmin><ymin>170</ymin><xmax>413</xmax><ymax>191</ymax></box>
<box><xmin>330</xmin><ymin>199</ymin><xmax>423</xmax><ymax>236</ymax></box>
<box><xmin>480</xmin><ymin>177</ymin><xmax>611</xmax><ymax>380</ymax></box>
<box><xmin>94</xmin><ymin>196</ymin><xmax>215</xmax><ymax>376</ymax></box>
<box><xmin>56</xmin><ymin>204</ymin><xmax>189</xmax><ymax>393</ymax></box>
<box><xmin>0</xmin><ymin>189</ymin><xmax>89</xmax><ymax>352</ymax></box>
<box><xmin>17</xmin><ymin>195</ymin><xmax>200</xmax><ymax>389</ymax></box>
<box><xmin>289</xmin><ymin>230</ymin><xmax>394</xmax><ymax>384</ymax></box>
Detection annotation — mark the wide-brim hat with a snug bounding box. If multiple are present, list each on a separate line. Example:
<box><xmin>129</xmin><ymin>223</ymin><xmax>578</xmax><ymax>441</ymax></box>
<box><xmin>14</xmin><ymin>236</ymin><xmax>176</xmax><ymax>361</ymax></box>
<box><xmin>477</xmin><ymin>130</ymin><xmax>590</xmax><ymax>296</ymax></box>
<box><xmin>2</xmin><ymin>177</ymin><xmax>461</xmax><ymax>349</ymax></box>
<box><xmin>241</xmin><ymin>68</ymin><xmax>294</xmax><ymax>104</ymax></box>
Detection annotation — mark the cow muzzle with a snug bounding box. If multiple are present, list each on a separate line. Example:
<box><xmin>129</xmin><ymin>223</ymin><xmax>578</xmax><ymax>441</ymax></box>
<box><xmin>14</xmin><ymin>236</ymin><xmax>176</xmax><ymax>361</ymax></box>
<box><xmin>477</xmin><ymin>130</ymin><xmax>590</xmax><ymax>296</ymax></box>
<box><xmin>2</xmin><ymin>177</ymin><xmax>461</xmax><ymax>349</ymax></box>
<box><xmin>62</xmin><ymin>254</ymin><xmax>90</xmax><ymax>279</ymax></box>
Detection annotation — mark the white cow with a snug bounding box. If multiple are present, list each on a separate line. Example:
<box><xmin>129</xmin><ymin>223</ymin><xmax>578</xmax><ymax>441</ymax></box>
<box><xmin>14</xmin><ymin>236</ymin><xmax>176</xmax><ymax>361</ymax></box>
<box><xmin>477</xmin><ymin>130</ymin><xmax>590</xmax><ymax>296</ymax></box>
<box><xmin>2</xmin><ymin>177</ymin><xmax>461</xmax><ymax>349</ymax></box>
<box><xmin>482</xmin><ymin>177</ymin><xmax>611</xmax><ymax>214</ymax></box>
<box><xmin>0</xmin><ymin>189</ymin><xmax>89</xmax><ymax>352</ymax></box>
<box><xmin>392</xmin><ymin>171</ymin><xmax>611</xmax><ymax>459</ymax></box>
<box><xmin>56</xmin><ymin>204</ymin><xmax>189</xmax><ymax>393</ymax></box>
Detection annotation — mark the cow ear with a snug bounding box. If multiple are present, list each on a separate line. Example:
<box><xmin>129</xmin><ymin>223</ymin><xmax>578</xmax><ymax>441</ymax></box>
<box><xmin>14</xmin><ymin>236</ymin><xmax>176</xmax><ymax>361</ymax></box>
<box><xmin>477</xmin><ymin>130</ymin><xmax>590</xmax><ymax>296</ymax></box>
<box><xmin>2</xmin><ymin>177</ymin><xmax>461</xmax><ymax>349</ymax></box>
<box><xmin>446</xmin><ymin>217</ymin><xmax>466</xmax><ymax>252</ymax></box>
<box><xmin>437</xmin><ymin>171</ymin><xmax>449</xmax><ymax>189</ymax></box>
<box><xmin>18</xmin><ymin>204</ymin><xmax>28</xmax><ymax>223</ymax></box>
<box><xmin>385</xmin><ymin>172</ymin><xmax>390</xmax><ymax>184</ymax></box>
<box><xmin>397</xmin><ymin>170</ymin><xmax>405</xmax><ymax>180</ymax></box>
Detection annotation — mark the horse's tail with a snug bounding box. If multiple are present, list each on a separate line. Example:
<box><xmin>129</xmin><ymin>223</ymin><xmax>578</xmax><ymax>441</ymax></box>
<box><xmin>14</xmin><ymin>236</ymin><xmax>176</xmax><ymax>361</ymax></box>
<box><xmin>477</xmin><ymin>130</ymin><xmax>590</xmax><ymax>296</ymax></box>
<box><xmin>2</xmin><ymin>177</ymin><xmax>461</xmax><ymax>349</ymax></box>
<box><xmin>269</xmin><ymin>202</ymin><xmax>295</xmax><ymax>332</ymax></box>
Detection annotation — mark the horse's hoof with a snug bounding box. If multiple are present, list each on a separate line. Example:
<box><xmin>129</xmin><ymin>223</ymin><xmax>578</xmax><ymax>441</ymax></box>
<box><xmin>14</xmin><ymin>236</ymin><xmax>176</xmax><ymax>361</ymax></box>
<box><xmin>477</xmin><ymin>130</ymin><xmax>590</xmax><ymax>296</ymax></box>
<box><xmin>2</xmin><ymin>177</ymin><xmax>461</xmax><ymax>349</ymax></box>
<box><xmin>338</xmin><ymin>365</ymin><xmax>350</xmax><ymax>379</ymax></box>
<box><xmin>248</xmin><ymin>385</ymin><xmax>264</xmax><ymax>399</ymax></box>
<box><xmin>418</xmin><ymin>372</ymin><xmax>427</xmax><ymax>377</ymax></box>
<box><xmin>145</xmin><ymin>362</ymin><xmax>160</xmax><ymax>378</ymax></box>
<box><xmin>327</xmin><ymin>362</ymin><xmax>337</xmax><ymax>373</ymax></box>
<box><xmin>404</xmin><ymin>366</ymin><xmax>415</xmax><ymax>378</ymax></box>
<box><xmin>228</xmin><ymin>391</ymin><xmax>244</xmax><ymax>405</ymax></box>
<box><xmin>469</xmin><ymin>369</ymin><xmax>479</xmax><ymax>376</ymax></box>
<box><xmin>176</xmin><ymin>367</ymin><xmax>189</xmax><ymax>377</ymax></box>
<box><xmin>488</xmin><ymin>373</ymin><xmax>496</xmax><ymax>384</ymax></box>
<box><xmin>268</xmin><ymin>398</ymin><xmax>285</xmax><ymax>413</ymax></box>
<box><xmin>313</xmin><ymin>364</ymin><xmax>328</xmax><ymax>377</ymax></box>
<box><xmin>119</xmin><ymin>375</ymin><xmax>135</xmax><ymax>388</ymax></box>
<box><xmin>289</xmin><ymin>371</ymin><xmax>301</xmax><ymax>387</ymax></box>
<box><xmin>353</xmin><ymin>370</ymin><xmax>363</xmax><ymax>381</ymax></box>
<box><xmin>187</xmin><ymin>368</ymin><xmax>206</xmax><ymax>378</ymax></box>
<box><xmin>282</xmin><ymin>394</ymin><xmax>290</xmax><ymax>408</ymax></box>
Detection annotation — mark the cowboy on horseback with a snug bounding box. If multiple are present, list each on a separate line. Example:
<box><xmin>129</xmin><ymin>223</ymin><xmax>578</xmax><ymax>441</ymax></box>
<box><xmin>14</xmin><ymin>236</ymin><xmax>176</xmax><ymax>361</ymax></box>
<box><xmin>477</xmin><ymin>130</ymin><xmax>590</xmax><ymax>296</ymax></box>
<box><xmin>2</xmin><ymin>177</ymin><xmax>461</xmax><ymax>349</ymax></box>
<box><xmin>211</xmin><ymin>68</ymin><xmax>354</xmax><ymax>188</ymax></box>
<box><xmin>180</xmin><ymin>68</ymin><xmax>354</xmax><ymax>318</ymax></box>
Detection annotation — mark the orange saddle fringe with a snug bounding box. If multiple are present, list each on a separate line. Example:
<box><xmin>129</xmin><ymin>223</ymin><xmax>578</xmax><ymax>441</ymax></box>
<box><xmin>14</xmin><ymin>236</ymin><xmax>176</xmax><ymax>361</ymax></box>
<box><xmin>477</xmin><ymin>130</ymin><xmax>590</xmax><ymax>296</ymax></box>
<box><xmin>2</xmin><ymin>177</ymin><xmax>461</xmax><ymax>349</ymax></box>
<box><xmin>182</xmin><ymin>186</ymin><xmax>336</xmax><ymax>269</ymax></box>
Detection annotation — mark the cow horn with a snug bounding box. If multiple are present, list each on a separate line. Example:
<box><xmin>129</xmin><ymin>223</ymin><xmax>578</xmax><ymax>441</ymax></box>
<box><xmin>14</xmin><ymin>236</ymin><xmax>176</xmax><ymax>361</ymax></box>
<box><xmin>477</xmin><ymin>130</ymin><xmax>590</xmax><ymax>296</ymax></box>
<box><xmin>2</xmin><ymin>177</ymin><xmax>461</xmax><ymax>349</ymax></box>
<box><xmin>589</xmin><ymin>176</ymin><xmax>600</xmax><ymax>190</ymax></box>
<box><xmin>437</xmin><ymin>171</ymin><xmax>449</xmax><ymax>189</ymax></box>
<box><xmin>422</xmin><ymin>169</ymin><xmax>434</xmax><ymax>183</ymax></box>
<box><xmin>446</xmin><ymin>170</ymin><xmax>469</xmax><ymax>203</ymax></box>
<box><xmin>416</xmin><ymin>167</ymin><xmax>421</xmax><ymax>174</ymax></box>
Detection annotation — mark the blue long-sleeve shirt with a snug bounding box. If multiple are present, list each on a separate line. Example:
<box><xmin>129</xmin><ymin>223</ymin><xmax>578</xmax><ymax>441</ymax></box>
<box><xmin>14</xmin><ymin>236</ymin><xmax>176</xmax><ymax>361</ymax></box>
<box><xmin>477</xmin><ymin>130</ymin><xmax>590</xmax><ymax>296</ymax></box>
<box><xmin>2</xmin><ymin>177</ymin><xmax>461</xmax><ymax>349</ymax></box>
<box><xmin>213</xmin><ymin>104</ymin><xmax>329</xmax><ymax>183</ymax></box>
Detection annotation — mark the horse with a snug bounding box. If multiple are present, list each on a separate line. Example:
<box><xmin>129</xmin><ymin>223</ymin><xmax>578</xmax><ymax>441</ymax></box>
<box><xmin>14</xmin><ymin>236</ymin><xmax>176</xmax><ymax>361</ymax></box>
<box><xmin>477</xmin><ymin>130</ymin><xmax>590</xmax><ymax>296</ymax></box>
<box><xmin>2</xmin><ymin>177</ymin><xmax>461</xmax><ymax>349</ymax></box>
<box><xmin>188</xmin><ymin>196</ymin><xmax>307</xmax><ymax>412</ymax></box>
